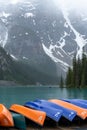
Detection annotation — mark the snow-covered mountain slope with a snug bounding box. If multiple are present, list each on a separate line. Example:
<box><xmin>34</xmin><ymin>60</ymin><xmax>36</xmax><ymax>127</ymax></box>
<box><xmin>0</xmin><ymin>0</ymin><xmax>87</xmax><ymax>79</ymax></box>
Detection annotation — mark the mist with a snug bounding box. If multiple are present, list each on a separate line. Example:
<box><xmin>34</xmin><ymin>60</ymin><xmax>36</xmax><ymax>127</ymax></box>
<box><xmin>53</xmin><ymin>0</ymin><xmax>87</xmax><ymax>12</ymax></box>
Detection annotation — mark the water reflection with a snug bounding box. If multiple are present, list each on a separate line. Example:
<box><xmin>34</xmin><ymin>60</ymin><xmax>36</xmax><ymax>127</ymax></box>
<box><xmin>65</xmin><ymin>88</ymin><xmax>87</xmax><ymax>99</ymax></box>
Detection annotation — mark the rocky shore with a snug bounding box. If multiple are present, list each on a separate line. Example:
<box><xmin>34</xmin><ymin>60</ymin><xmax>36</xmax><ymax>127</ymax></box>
<box><xmin>2</xmin><ymin>126</ymin><xmax>86</xmax><ymax>130</ymax></box>
<box><xmin>0</xmin><ymin>127</ymin><xmax>77</xmax><ymax>130</ymax></box>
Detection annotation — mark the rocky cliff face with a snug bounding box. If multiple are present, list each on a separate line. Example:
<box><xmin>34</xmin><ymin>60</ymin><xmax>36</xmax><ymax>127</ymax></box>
<box><xmin>0</xmin><ymin>0</ymin><xmax>87</xmax><ymax>84</ymax></box>
<box><xmin>0</xmin><ymin>46</ymin><xmax>59</xmax><ymax>85</ymax></box>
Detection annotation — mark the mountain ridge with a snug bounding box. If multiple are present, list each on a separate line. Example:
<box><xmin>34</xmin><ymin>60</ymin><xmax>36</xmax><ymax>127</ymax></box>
<box><xmin>0</xmin><ymin>46</ymin><xmax>59</xmax><ymax>85</ymax></box>
<box><xmin>0</xmin><ymin>0</ymin><xmax>87</xmax><ymax>84</ymax></box>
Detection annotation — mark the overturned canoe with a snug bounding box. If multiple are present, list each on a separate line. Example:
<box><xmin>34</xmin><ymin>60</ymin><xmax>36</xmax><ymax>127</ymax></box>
<box><xmin>24</xmin><ymin>101</ymin><xmax>63</xmax><ymax>122</ymax></box>
<box><xmin>61</xmin><ymin>99</ymin><xmax>87</xmax><ymax>109</ymax></box>
<box><xmin>70</xmin><ymin>99</ymin><xmax>87</xmax><ymax>105</ymax></box>
<box><xmin>49</xmin><ymin>99</ymin><xmax>87</xmax><ymax>120</ymax></box>
<box><xmin>0</xmin><ymin>104</ymin><xmax>14</xmax><ymax>127</ymax></box>
<box><xmin>10</xmin><ymin>104</ymin><xmax>46</xmax><ymax>126</ymax></box>
<box><xmin>11</xmin><ymin>111</ymin><xmax>26</xmax><ymax>130</ymax></box>
<box><xmin>32</xmin><ymin>99</ymin><xmax>77</xmax><ymax>121</ymax></box>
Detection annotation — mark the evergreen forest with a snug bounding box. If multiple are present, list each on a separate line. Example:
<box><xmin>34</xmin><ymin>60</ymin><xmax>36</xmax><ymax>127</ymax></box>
<box><xmin>66</xmin><ymin>53</ymin><xmax>87</xmax><ymax>87</ymax></box>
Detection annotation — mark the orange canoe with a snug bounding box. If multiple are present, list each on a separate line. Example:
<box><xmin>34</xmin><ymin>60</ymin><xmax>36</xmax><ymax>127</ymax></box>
<box><xmin>49</xmin><ymin>99</ymin><xmax>87</xmax><ymax>120</ymax></box>
<box><xmin>10</xmin><ymin>104</ymin><xmax>46</xmax><ymax>126</ymax></box>
<box><xmin>0</xmin><ymin>104</ymin><xmax>14</xmax><ymax>127</ymax></box>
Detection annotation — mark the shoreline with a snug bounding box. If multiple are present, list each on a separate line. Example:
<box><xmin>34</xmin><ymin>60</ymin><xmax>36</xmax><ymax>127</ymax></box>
<box><xmin>3</xmin><ymin>126</ymin><xmax>87</xmax><ymax>130</ymax></box>
<box><xmin>0</xmin><ymin>80</ymin><xmax>60</xmax><ymax>87</ymax></box>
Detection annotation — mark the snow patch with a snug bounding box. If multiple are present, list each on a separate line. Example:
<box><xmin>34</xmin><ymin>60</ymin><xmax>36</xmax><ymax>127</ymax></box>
<box><xmin>1</xmin><ymin>18</ymin><xmax>7</xmax><ymax>24</ymax></box>
<box><xmin>11</xmin><ymin>54</ymin><xmax>18</xmax><ymax>60</ymax></box>
<box><xmin>42</xmin><ymin>43</ymin><xmax>69</xmax><ymax>72</ymax></box>
<box><xmin>25</xmin><ymin>32</ymin><xmax>29</xmax><ymax>35</ymax></box>
<box><xmin>57</xmin><ymin>31</ymin><xmax>70</xmax><ymax>56</ymax></box>
<box><xmin>48</xmin><ymin>34</ymin><xmax>53</xmax><ymax>44</ymax></box>
<box><xmin>0</xmin><ymin>12</ymin><xmax>11</xmax><ymax>18</ymax></box>
<box><xmin>0</xmin><ymin>29</ymin><xmax>8</xmax><ymax>48</ymax></box>
<box><xmin>64</xmin><ymin>22</ymin><xmax>68</xmax><ymax>28</ymax></box>
<box><xmin>33</xmin><ymin>19</ymin><xmax>36</xmax><ymax>25</ymax></box>
<box><xmin>61</xmin><ymin>5</ymin><xmax>87</xmax><ymax>58</ymax></box>
<box><xmin>23</xmin><ymin>56</ymin><xmax>28</xmax><ymax>60</ymax></box>
<box><xmin>24</xmin><ymin>13</ymin><xmax>34</xmax><ymax>18</ymax></box>
<box><xmin>56</xmin><ymin>51</ymin><xmax>64</xmax><ymax>57</ymax></box>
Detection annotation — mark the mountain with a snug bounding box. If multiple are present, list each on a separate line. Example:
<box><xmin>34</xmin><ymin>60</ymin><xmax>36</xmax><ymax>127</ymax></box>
<box><xmin>0</xmin><ymin>0</ymin><xmax>87</xmax><ymax>84</ymax></box>
<box><xmin>0</xmin><ymin>46</ymin><xmax>59</xmax><ymax>84</ymax></box>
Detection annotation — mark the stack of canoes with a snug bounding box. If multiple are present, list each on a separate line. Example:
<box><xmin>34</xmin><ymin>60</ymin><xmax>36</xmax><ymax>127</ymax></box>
<box><xmin>1</xmin><ymin>99</ymin><xmax>87</xmax><ymax>129</ymax></box>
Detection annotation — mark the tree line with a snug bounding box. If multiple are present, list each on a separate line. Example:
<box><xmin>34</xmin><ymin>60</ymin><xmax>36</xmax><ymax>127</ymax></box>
<box><xmin>66</xmin><ymin>53</ymin><xmax>87</xmax><ymax>87</ymax></box>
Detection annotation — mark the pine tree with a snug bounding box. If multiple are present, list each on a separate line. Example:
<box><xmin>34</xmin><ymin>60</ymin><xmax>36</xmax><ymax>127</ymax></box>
<box><xmin>81</xmin><ymin>73</ymin><xmax>85</xmax><ymax>87</ymax></box>
<box><xmin>76</xmin><ymin>57</ymin><xmax>81</xmax><ymax>87</ymax></box>
<box><xmin>81</xmin><ymin>52</ymin><xmax>86</xmax><ymax>87</ymax></box>
<box><xmin>72</xmin><ymin>55</ymin><xmax>77</xmax><ymax>87</ymax></box>
<box><xmin>66</xmin><ymin>67</ymin><xmax>73</xmax><ymax>87</ymax></box>
<box><xmin>66</xmin><ymin>52</ymin><xmax>87</xmax><ymax>87</ymax></box>
<box><xmin>60</xmin><ymin>75</ymin><xmax>64</xmax><ymax>87</ymax></box>
<box><xmin>0</xmin><ymin>59</ymin><xmax>4</xmax><ymax>80</ymax></box>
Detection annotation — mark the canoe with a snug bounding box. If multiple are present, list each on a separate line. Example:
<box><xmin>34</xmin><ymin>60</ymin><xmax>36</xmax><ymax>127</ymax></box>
<box><xmin>24</xmin><ymin>101</ymin><xmax>63</xmax><ymax>122</ymax></box>
<box><xmin>49</xmin><ymin>99</ymin><xmax>87</xmax><ymax>120</ymax></box>
<box><xmin>0</xmin><ymin>104</ymin><xmax>14</xmax><ymax>127</ymax></box>
<box><xmin>9</xmin><ymin>104</ymin><xmax>46</xmax><ymax>126</ymax></box>
<box><xmin>32</xmin><ymin>99</ymin><xmax>77</xmax><ymax>121</ymax></box>
<box><xmin>61</xmin><ymin>99</ymin><xmax>87</xmax><ymax>109</ymax></box>
<box><xmin>11</xmin><ymin>111</ymin><xmax>26</xmax><ymax>130</ymax></box>
<box><xmin>70</xmin><ymin>99</ymin><xmax>87</xmax><ymax>104</ymax></box>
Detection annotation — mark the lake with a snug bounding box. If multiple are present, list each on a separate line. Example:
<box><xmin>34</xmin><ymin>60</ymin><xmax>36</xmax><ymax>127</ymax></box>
<box><xmin>0</xmin><ymin>85</ymin><xmax>87</xmax><ymax>108</ymax></box>
<box><xmin>0</xmin><ymin>85</ymin><xmax>87</xmax><ymax>130</ymax></box>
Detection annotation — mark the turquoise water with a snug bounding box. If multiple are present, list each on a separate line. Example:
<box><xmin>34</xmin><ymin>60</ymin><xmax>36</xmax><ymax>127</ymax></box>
<box><xmin>0</xmin><ymin>85</ymin><xmax>87</xmax><ymax>108</ymax></box>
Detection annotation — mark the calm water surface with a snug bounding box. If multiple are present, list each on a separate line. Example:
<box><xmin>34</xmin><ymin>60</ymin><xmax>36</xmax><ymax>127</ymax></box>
<box><xmin>0</xmin><ymin>85</ymin><xmax>87</xmax><ymax>108</ymax></box>
<box><xmin>0</xmin><ymin>85</ymin><xmax>87</xmax><ymax>130</ymax></box>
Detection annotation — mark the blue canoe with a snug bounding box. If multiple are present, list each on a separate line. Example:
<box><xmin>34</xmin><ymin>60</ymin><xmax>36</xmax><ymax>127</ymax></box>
<box><xmin>24</xmin><ymin>101</ymin><xmax>63</xmax><ymax>122</ymax></box>
<box><xmin>62</xmin><ymin>99</ymin><xmax>87</xmax><ymax>109</ymax></box>
<box><xmin>25</xmin><ymin>100</ymin><xmax>77</xmax><ymax>121</ymax></box>
<box><xmin>71</xmin><ymin>99</ymin><xmax>87</xmax><ymax>104</ymax></box>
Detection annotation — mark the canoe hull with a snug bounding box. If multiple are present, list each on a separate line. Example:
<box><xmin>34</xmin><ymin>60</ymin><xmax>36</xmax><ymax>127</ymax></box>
<box><xmin>24</xmin><ymin>101</ymin><xmax>63</xmax><ymax>122</ymax></box>
<box><xmin>62</xmin><ymin>99</ymin><xmax>87</xmax><ymax>109</ymax></box>
<box><xmin>10</xmin><ymin>104</ymin><xmax>46</xmax><ymax>126</ymax></box>
<box><xmin>11</xmin><ymin>111</ymin><xmax>26</xmax><ymax>130</ymax></box>
<box><xmin>33</xmin><ymin>99</ymin><xmax>77</xmax><ymax>121</ymax></box>
<box><xmin>0</xmin><ymin>104</ymin><xmax>14</xmax><ymax>127</ymax></box>
<box><xmin>49</xmin><ymin>99</ymin><xmax>87</xmax><ymax>120</ymax></box>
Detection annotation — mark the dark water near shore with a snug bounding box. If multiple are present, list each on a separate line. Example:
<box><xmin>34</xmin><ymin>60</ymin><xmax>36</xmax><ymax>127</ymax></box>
<box><xmin>0</xmin><ymin>85</ymin><xmax>87</xmax><ymax>130</ymax></box>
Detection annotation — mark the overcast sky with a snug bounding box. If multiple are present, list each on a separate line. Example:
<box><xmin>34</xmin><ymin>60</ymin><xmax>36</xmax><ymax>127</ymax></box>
<box><xmin>0</xmin><ymin>0</ymin><xmax>87</xmax><ymax>12</ymax></box>
<box><xmin>0</xmin><ymin>0</ymin><xmax>23</xmax><ymax>4</ymax></box>
<box><xmin>54</xmin><ymin>0</ymin><xmax>87</xmax><ymax>11</ymax></box>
